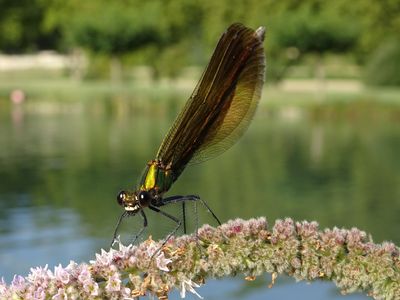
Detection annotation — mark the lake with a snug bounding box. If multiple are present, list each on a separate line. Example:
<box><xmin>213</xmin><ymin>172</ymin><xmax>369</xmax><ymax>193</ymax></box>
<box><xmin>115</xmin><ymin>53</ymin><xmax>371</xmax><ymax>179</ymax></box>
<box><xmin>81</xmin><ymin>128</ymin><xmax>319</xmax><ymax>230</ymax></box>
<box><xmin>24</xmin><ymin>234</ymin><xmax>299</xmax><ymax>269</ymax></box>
<box><xmin>0</xmin><ymin>86</ymin><xmax>399</xmax><ymax>299</ymax></box>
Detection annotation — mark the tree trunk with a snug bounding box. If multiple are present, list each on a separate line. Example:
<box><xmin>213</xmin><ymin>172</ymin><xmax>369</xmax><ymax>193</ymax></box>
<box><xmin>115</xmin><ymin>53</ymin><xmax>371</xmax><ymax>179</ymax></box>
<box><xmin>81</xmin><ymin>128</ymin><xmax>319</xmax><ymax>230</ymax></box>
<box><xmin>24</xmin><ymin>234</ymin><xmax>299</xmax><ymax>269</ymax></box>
<box><xmin>314</xmin><ymin>54</ymin><xmax>326</xmax><ymax>100</ymax></box>
<box><xmin>110</xmin><ymin>55</ymin><xmax>122</xmax><ymax>83</ymax></box>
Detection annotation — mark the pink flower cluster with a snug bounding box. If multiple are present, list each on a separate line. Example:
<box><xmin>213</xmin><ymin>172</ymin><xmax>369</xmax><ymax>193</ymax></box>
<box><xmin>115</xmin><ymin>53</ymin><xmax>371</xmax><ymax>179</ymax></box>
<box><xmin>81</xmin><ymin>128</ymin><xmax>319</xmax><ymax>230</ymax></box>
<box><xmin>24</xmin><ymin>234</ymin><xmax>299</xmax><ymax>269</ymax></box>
<box><xmin>0</xmin><ymin>217</ymin><xmax>398</xmax><ymax>299</ymax></box>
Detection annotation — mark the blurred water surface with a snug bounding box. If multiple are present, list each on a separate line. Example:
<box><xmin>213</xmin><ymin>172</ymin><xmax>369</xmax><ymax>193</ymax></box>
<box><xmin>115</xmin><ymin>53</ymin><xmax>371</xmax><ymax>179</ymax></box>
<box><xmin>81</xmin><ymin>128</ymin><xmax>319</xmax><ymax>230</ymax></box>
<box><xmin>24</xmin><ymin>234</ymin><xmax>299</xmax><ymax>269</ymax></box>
<box><xmin>1</xmin><ymin>91</ymin><xmax>399</xmax><ymax>299</ymax></box>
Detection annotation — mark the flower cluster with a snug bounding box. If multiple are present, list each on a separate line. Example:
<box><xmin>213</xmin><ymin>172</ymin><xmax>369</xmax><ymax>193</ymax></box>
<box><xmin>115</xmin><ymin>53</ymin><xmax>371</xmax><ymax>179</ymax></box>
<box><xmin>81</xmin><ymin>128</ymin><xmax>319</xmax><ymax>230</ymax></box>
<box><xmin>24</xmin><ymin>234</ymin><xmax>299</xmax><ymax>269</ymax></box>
<box><xmin>0</xmin><ymin>217</ymin><xmax>398</xmax><ymax>299</ymax></box>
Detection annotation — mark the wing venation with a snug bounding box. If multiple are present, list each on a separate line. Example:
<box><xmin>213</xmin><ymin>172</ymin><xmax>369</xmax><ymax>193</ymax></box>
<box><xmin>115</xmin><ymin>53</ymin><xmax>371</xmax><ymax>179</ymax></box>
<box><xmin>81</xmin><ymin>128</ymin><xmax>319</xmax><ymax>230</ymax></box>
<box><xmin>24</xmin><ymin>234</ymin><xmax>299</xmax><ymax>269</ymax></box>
<box><xmin>156</xmin><ymin>23</ymin><xmax>266</xmax><ymax>181</ymax></box>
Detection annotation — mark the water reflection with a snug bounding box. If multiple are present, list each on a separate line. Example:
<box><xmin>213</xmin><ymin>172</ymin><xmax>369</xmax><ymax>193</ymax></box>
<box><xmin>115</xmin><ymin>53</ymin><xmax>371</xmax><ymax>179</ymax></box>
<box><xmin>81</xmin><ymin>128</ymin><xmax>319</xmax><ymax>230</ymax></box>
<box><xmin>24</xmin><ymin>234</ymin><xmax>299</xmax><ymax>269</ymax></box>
<box><xmin>0</xmin><ymin>206</ymin><xmax>97</xmax><ymax>280</ymax></box>
<box><xmin>170</xmin><ymin>275</ymin><xmax>368</xmax><ymax>300</ymax></box>
<box><xmin>0</xmin><ymin>94</ymin><xmax>398</xmax><ymax>299</ymax></box>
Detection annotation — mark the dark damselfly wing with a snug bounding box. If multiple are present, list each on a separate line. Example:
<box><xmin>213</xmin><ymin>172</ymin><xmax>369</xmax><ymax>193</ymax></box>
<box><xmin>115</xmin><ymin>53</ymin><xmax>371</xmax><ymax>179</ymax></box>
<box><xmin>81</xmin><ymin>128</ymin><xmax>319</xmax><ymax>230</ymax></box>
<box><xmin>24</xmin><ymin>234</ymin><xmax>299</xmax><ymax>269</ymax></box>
<box><xmin>156</xmin><ymin>23</ymin><xmax>266</xmax><ymax>181</ymax></box>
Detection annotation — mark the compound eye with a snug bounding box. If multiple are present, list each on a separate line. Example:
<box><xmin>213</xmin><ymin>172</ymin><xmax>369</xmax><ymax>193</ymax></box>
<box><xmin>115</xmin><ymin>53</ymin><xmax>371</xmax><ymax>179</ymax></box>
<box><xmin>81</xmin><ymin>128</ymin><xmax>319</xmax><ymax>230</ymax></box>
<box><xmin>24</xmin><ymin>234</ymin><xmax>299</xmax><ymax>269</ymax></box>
<box><xmin>138</xmin><ymin>191</ymin><xmax>151</xmax><ymax>205</ymax></box>
<box><xmin>117</xmin><ymin>191</ymin><xmax>126</xmax><ymax>206</ymax></box>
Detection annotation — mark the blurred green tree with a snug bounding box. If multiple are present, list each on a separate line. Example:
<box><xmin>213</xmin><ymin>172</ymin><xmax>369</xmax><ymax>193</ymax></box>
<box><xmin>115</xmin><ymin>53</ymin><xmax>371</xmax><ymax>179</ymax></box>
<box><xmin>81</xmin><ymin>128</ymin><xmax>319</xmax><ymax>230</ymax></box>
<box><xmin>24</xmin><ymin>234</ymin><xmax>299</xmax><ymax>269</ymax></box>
<box><xmin>2</xmin><ymin>0</ymin><xmax>400</xmax><ymax>84</ymax></box>
<box><xmin>0</xmin><ymin>0</ymin><xmax>59</xmax><ymax>53</ymax></box>
<box><xmin>364</xmin><ymin>39</ymin><xmax>400</xmax><ymax>86</ymax></box>
<box><xmin>43</xmin><ymin>0</ymin><xmax>207</xmax><ymax>80</ymax></box>
<box><xmin>349</xmin><ymin>0</ymin><xmax>400</xmax><ymax>86</ymax></box>
<box><xmin>270</xmin><ymin>2</ymin><xmax>360</xmax><ymax>82</ymax></box>
<box><xmin>45</xmin><ymin>0</ymin><xmax>166</xmax><ymax>81</ymax></box>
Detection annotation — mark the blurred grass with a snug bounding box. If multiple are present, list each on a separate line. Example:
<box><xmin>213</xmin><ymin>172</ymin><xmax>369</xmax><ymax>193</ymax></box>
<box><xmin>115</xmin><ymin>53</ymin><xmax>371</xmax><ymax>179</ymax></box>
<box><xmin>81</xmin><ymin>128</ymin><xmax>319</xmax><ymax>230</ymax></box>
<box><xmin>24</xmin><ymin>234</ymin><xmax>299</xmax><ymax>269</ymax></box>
<box><xmin>0</xmin><ymin>69</ymin><xmax>400</xmax><ymax>108</ymax></box>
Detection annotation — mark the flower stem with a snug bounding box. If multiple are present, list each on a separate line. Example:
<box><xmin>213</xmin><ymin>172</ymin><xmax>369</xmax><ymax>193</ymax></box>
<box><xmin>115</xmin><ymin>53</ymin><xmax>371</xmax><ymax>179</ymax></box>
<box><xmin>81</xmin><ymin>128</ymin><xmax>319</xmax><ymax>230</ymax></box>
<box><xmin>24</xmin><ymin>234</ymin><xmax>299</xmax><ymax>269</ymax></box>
<box><xmin>1</xmin><ymin>217</ymin><xmax>399</xmax><ymax>300</ymax></box>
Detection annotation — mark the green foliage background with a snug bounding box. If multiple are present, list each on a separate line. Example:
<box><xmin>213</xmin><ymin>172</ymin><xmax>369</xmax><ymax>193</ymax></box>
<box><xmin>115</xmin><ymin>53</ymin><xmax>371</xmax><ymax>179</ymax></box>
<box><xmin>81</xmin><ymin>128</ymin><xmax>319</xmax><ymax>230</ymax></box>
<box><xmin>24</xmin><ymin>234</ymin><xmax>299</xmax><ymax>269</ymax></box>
<box><xmin>1</xmin><ymin>0</ymin><xmax>400</xmax><ymax>85</ymax></box>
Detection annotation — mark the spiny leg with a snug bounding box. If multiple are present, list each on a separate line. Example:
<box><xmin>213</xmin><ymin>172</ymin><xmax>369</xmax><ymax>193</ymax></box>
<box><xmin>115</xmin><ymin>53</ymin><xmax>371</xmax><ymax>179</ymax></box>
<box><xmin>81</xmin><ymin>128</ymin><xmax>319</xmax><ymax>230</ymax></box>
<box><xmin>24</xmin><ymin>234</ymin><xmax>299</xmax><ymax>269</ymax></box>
<box><xmin>162</xmin><ymin>194</ymin><xmax>222</xmax><ymax>226</ymax></box>
<box><xmin>191</xmin><ymin>200</ymin><xmax>204</xmax><ymax>253</ymax></box>
<box><xmin>194</xmin><ymin>200</ymin><xmax>199</xmax><ymax>236</ymax></box>
<box><xmin>182</xmin><ymin>201</ymin><xmax>187</xmax><ymax>234</ymax></box>
<box><xmin>131</xmin><ymin>210</ymin><xmax>148</xmax><ymax>244</ymax></box>
<box><xmin>196</xmin><ymin>195</ymin><xmax>222</xmax><ymax>226</ymax></box>
<box><xmin>111</xmin><ymin>211</ymin><xmax>128</xmax><ymax>247</ymax></box>
<box><xmin>148</xmin><ymin>205</ymin><xmax>181</xmax><ymax>257</ymax></box>
<box><xmin>194</xmin><ymin>196</ymin><xmax>229</xmax><ymax>244</ymax></box>
<box><xmin>161</xmin><ymin>195</ymin><xmax>225</xmax><ymax>248</ymax></box>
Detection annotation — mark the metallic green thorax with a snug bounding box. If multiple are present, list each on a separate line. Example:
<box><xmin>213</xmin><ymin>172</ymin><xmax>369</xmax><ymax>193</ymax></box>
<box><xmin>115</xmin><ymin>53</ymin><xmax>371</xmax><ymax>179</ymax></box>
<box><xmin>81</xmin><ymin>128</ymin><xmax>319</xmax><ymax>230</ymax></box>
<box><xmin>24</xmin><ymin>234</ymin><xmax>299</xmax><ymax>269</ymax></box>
<box><xmin>140</xmin><ymin>160</ymin><xmax>174</xmax><ymax>195</ymax></box>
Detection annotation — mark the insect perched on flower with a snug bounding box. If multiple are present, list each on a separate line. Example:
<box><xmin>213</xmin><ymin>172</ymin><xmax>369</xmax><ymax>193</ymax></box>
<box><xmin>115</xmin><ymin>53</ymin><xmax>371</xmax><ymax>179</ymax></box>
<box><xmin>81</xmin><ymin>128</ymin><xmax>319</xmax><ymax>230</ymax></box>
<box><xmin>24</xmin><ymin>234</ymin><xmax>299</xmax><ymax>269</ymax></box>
<box><xmin>113</xmin><ymin>23</ymin><xmax>266</xmax><ymax>245</ymax></box>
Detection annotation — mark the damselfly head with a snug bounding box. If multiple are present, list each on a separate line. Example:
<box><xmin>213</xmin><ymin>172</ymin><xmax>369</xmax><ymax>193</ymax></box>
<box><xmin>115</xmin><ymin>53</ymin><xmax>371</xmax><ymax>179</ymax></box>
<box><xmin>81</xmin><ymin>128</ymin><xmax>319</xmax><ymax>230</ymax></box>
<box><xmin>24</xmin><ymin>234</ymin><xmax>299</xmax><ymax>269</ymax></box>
<box><xmin>117</xmin><ymin>189</ymin><xmax>154</xmax><ymax>212</ymax></box>
<box><xmin>117</xmin><ymin>190</ymin><xmax>140</xmax><ymax>212</ymax></box>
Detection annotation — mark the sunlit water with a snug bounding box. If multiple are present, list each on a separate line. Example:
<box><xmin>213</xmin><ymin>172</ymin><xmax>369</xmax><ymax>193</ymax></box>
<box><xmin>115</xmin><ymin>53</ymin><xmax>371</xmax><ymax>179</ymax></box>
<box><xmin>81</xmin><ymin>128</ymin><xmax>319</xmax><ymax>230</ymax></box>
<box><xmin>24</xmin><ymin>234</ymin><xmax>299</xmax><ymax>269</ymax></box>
<box><xmin>1</xmin><ymin>92</ymin><xmax>399</xmax><ymax>299</ymax></box>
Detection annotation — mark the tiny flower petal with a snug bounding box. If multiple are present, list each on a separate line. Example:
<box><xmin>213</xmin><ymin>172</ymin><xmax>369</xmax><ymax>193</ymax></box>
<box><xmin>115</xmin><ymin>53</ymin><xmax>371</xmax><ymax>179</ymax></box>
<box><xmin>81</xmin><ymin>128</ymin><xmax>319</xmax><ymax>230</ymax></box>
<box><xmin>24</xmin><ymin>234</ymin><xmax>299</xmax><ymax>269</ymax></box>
<box><xmin>180</xmin><ymin>279</ymin><xmax>203</xmax><ymax>299</ymax></box>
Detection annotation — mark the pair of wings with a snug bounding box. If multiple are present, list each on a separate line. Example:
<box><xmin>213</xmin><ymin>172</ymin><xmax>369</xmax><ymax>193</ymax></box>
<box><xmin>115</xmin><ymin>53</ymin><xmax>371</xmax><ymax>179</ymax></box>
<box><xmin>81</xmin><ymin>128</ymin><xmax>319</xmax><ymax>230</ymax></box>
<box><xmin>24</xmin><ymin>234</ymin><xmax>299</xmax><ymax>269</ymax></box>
<box><xmin>156</xmin><ymin>23</ymin><xmax>266</xmax><ymax>181</ymax></box>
